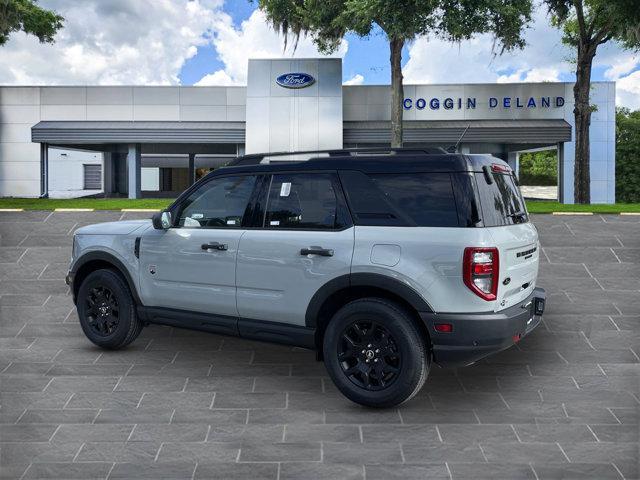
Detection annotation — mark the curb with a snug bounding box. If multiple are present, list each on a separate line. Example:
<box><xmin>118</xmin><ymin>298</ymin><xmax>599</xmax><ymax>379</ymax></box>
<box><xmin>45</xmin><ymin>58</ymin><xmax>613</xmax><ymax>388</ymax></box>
<box><xmin>54</xmin><ymin>208</ymin><xmax>94</xmax><ymax>212</ymax></box>
<box><xmin>0</xmin><ymin>208</ymin><xmax>24</xmax><ymax>212</ymax></box>
<box><xmin>121</xmin><ymin>209</ymin><xmax>160</xmax><ymax>212</ymax></box>
<box><xmin>551</xmin><ymin>212</ymin><xmax>593</xmax><ymax>215</ymax></box>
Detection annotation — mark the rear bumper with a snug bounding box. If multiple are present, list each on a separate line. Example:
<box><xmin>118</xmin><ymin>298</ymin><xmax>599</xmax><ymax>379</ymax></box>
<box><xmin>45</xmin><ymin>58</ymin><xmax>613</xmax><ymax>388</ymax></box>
<box><xmin>420</xmin><ymin>287</ymin><xmax>546</xmax><ymax>367</ymax></box>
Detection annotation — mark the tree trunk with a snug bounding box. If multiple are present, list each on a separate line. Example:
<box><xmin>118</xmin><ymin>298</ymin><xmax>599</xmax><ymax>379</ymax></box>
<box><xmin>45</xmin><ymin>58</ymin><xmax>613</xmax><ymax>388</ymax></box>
<box><xmin>573</xmin><ymin>45</ymin><xmax>595</xmax><ymax>204</ymax></box>
<box><xmin>390</xmin><ymin>37</ymin><xmax>404</xmax><ymax>148</ymax></box>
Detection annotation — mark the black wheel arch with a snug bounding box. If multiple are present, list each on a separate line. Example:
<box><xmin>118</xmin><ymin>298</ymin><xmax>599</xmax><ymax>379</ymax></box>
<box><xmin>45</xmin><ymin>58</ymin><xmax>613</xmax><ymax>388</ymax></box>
<box><xmin>306</xmin><ymin>273</ymin><xmax>434</xmax><ymax>357</ymax></box>
<box><xmin>71</xmin><ymin>251</ymin><xmax>141</xmax><ymax>306</ymax></box>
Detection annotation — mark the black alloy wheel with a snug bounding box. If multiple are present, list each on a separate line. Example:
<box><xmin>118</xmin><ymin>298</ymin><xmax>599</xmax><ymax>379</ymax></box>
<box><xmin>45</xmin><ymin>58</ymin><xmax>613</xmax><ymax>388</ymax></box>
<box><xmin>323</xmin><ymin>298</ymin><xmax>430</xmax><ymax>408</ymax></box>
<box><xmin>76</xmin><ymin>269</ymin><xmax>143</xmax><ymax>349</ymax></box>
<box><xmin>85</xmin><ymin>285</ymin><xmax>120</xmax><ymax>336</ymax></box>
<box><xmin>338</xmin><ymin>320</ymin><xmax>401</xmax><ymax>390</ymax></box>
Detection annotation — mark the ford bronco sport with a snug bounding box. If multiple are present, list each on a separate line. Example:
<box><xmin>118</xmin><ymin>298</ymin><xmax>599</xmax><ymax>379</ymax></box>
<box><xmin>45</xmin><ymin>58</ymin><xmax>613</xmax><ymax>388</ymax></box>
<box><xmin>67</xmin><ymin>148</ymin><xmax>546</xmax><ymax>408</ymax></box>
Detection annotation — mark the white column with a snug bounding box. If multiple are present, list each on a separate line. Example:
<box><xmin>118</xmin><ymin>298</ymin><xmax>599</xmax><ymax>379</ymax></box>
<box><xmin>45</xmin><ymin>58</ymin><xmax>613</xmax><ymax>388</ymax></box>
<box><xmin>127</xmin><ymin>143</ymin><xmax>141</xmax><ymax>199</ymax></box>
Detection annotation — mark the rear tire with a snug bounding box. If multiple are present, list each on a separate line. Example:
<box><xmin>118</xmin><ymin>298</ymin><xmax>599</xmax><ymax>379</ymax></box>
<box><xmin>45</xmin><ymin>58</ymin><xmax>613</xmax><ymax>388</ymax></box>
<box><xmin>323</xmin><ymin>298</ymin><xmax>429</xmax><ymax>408</ymax></box>
<box><xmin>76</xmin><ymin>269</ymin><xmax>143</xmax><ymax>349</ymax></box>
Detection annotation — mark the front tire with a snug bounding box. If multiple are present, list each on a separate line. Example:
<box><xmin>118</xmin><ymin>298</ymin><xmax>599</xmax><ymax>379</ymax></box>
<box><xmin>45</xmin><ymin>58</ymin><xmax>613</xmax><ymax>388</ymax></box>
<box><xmin>76</xmin><ymin>269</ymin><xmax>143</xmax><ymax>349</ymax></box>
<box><xmin>323</xmin><ymin>298</ymin><xmax>429</xmax><ymax>408</ymax></box>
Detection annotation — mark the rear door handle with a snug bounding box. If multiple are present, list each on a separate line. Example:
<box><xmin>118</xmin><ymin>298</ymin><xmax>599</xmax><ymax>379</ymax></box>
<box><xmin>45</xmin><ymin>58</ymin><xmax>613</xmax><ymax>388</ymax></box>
<box><xmin>300</xmin><ymin>246</ymin><xmax>334</xmax><ymax>257</ymax></box>
<box><xmin>202</xmin><ymin>242</ymin><xmax>228</xmax><ymax>251</ymax></box>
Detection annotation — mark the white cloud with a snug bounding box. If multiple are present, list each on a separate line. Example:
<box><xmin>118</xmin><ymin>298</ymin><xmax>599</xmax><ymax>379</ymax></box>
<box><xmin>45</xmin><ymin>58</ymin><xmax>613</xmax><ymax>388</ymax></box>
<box><xmin>497</xmin><ymin>67</ymin><xmax>561</xmax><ymax>83</ymax></box>
<box><xmin>0</xmin><ymin>0</ymin><xmax>223</xmax><ymax>85</ymax></box>
<box><xmin>195</xmin><ymin>70</ymin><xmax>237</xmax><ymax>86</ymax></box>
<box><xmin>343</xmin><ymin>74</ymin><xmax>364</xmax><ymax>85</ymax></box>
<box><xmin>402</xmin><ymin>7</ymin><xmax>639</xmax><ymax>108</ymax></box>
<box><xmin>616</xmin><ymin>70</ymin><xmax>640</xmax><ymax>110</ymax></box>
<box><xmin>196</xmin><ymin>9</ymin><xmax>348</xmax><ymax>86</ymax></box>
<box><xmin>604</xmin><ymin>54</ymin><xmax>639</xmax><ymax>81</ymax></box>
<box><xmin>403</xmin><ymin>9</ymin><xmax>572</xmax><ymax>85</ymax></box>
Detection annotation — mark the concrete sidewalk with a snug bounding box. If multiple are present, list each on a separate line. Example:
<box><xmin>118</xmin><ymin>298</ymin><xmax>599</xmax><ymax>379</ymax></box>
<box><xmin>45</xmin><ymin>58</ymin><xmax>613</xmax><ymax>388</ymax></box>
<box><xmin>0</xmin><ymin>211</ymin><xmax>638</xmax><ymax>479</ymax></box>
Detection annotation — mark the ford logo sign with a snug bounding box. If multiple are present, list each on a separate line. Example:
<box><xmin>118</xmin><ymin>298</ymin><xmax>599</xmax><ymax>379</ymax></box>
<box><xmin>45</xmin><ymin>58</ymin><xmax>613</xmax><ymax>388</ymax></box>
<box><xmin>275</xmin><ymin>73</ymin><xmax>315</xmax><ymax>89</ymax></box>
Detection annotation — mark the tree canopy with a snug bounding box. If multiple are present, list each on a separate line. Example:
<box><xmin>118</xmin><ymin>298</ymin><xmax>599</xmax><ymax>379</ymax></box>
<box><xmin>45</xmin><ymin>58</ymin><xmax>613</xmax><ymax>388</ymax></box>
<box><xmin>258</xmin><ymin>0</ymin><xmax>532</xmax><ymax>146</ymax></box>
<box><xmin>544</xmin><ymin>0</ymin><xmax>640</xmax><ymax>203</ymax></box>
<box><xmin>546</xmin><ymin>0</ymin><xmax>640</xmax><ymax>51</ymax></box>
<box><xmin>0</xmin><ymin>0</ymin><xmax>64</xmax><ymax>46</ymax></box>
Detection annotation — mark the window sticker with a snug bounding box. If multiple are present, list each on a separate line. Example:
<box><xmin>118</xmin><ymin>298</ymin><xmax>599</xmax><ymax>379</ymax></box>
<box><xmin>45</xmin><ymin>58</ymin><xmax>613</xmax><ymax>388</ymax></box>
<box><xmin>226</xmin><ymin>219</ymin><xmax>236</xmax><ymax>225</ymax></box>
<box><xmin>191</xmin><ymin>213</ymin><xmax>204</xmax><ymax>219</ymax></box>
<box><xmin>279</xmin><ymin>182</ymin><xmax>292</xmax><ymax>197</ymax></box>
<box><xmin>183</xmin><ymin>217</ymin><xmax>201</xmax><ymax>228</ymax></box>
<box><xmin>270</xmin><ymin>220</ymin><xmax>280</xmax><ymax>226</ymax></box>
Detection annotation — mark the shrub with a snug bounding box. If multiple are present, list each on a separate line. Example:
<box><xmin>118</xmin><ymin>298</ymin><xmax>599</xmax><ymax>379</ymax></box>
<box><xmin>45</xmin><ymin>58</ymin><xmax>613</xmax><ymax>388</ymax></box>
<box><xmin>518</xmin><ymin>150</ymin><xmax>558</xmax><ymax>186</ymax></box>
<box><xmin>616</xmin><ymin>108</ymin><xmax>640</xmax><ymax>203</ymax></box>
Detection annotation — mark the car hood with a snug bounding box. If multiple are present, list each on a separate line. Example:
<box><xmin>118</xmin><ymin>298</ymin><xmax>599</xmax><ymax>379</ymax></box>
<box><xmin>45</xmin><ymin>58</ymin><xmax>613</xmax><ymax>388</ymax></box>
<box><xmin>74</xmin><ymin>219</ymin><xmax>152</xmax><ymax>236</ymax></box>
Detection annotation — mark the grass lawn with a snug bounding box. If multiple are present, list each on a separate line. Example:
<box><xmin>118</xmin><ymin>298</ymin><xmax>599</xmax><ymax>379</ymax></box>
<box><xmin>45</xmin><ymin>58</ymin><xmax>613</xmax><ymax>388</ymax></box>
<box><xmin>526</xmin><ymin>201</ymin><xmax>640</xmax><ymax>214</ymax></box>
<box><xmin>1</xmin><ymin>197</ymin><xmax>640</xmax><ymax>214</ymax></box>
<box><xmin>0</xmin><ymin>198</ymin><xmax>173</xmax><ymax>211</ymax></box>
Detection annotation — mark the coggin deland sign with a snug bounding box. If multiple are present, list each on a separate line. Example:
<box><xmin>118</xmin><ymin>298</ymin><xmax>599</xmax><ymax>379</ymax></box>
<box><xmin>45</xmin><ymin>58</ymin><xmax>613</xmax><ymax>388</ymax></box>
<box><xmin>275</xmin><ymin>71</ymin><xmax>567</xmax><ymax>112</ymax></box>
<box><xmin>403</xmin><ymin>95</ymin><xmax>565</xmax><ymax>110</ymax></box>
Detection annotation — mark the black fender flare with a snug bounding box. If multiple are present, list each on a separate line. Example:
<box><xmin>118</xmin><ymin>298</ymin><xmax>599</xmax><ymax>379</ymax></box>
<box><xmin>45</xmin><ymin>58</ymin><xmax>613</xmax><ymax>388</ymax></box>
<box><xmin>305</xmin><ymin>273</ymin><xmax>433</xmax><ymax>328</ymax></box>
<box><xmin>70</xmin><ymin>251</ymin><xmax>142</xmax><ymax>305</ymax></box>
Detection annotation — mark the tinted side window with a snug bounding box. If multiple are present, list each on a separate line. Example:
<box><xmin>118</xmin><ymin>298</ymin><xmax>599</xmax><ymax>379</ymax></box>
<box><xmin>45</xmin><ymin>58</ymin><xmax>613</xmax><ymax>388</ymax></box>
<box><xmin>474</xmin><ymin>172</ymin><xmax>528</xmax><ymax>226</ymax></box>
<box><xmin>451</xmin><ymin>173</ymin><xmax>481</xmax><ymax>227</ymax></box>
<box><xmin>176</xmin><ymin>175</ymin><xmax>256</xmax><ymax>228</ymax></box>
<box><xmin>265</xmin><ymin>173</ymin><xmax>347</xmax><ymax>229</ymax></box>
<box><xmin>368</xmin><ymin>173</ymin><xmax>459</xmax><ymax>227</ymax></box>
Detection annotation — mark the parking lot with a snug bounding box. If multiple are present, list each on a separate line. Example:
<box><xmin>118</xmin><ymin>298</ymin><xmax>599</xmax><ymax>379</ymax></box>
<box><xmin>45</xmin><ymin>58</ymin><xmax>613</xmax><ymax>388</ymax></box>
<box><xmin>0</xmin><ymin>211</ymin><xmax>638</xmax><ymax>479</ymax></box>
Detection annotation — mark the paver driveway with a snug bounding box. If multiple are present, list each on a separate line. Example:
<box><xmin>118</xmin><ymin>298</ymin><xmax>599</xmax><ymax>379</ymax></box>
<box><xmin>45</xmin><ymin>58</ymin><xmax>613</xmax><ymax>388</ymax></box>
<box><xmin>0</xmin><ymin>211</ymin><xmax>638</xmax><ymax>480</ymax></box>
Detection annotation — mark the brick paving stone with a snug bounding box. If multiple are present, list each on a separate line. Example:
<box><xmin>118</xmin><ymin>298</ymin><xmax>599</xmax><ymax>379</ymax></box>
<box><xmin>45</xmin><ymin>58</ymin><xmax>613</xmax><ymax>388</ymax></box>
<box><xmin>0</xmin><ymin>212</ymin><xmax>637</xmax><ymax>479</ymax></box>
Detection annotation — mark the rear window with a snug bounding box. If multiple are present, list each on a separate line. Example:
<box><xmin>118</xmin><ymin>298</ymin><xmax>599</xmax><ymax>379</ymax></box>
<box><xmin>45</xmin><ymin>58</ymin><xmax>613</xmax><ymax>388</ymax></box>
<box><xmin>474</xmin><ymin>171</ymin><xmax>528</xmax><ymax>226</ymax></box>
<box><xmin>340</xmin><ymin>171</ymin><xmax>459</xmax><ymax>227</ymax></box>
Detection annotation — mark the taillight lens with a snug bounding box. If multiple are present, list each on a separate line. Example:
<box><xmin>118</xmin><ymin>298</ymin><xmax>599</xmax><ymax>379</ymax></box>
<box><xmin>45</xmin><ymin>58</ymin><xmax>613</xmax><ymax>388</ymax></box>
<box><xmin>491</xmin><ymin>163</ymin><xmax>510</xmax><ymax>173</ymax></box>
<box><xmin>463</xmin><ymin>247</ymin><xmax>499</xmax><ymax>301</ymax></box>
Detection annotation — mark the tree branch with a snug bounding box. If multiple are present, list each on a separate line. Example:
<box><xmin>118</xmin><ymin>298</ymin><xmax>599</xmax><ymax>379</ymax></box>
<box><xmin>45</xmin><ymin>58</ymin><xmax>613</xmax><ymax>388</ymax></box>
<box><xmin>573</xmin><ymin>0</ymin><xmax>588</xmax><ymax>44</ymax></box>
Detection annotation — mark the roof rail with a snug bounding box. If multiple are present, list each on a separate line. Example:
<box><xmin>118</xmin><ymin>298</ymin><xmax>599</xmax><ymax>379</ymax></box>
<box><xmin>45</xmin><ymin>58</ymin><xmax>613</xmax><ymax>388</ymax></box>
<box><xmin>225</xmin><ymin>147</ymin><xmax>448</xmax><ymax>166</ymax></box>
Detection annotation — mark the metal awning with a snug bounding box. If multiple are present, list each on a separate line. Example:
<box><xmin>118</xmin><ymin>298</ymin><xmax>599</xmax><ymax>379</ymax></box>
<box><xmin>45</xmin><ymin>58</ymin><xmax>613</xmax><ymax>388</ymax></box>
<box><xmin>344</xmin><ymin>119</ymin><xmax>572</xmax><ymax>144</ymax></box>
<box><xmin>32</xmin><ymin>121</ymin><xmax>246</xmax><ymax>144</ymax></box>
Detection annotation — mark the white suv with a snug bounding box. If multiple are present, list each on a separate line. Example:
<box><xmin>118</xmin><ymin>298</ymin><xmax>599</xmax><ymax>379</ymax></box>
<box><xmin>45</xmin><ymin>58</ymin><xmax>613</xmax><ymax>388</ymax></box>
<box><xmin>66</xmin><ymin>148</ymin><xmax>546</xmax><ymax>408</ymax></box>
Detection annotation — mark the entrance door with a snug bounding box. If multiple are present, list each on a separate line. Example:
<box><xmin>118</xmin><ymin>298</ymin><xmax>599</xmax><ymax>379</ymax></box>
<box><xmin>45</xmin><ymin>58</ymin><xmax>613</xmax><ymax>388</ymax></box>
<box><xmin>139</xmin><ymin>174</ymin><xmax>257</xmax><ymax>317</ymax></box>
<box><xmin>236</xmin><ymin>172</ymin><xmax>354</xmax><ymax>326</ymax></box>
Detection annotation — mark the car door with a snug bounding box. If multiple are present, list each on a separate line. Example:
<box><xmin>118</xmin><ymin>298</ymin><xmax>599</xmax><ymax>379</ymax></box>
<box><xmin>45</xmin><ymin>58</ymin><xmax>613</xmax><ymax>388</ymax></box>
<box><xmin>236</xmin><ymin>172</ymin><xmax>355</xmax><ymax>326</ymax></box>
<box><xmin>139</xmin><ymin>174</ymin><xmax>257</xmax><ymax>317</ymax></box>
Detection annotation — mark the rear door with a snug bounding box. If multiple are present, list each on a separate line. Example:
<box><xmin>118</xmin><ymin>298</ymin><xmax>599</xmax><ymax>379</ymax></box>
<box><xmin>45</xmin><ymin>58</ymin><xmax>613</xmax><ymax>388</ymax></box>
<box><xmin>474</xmin><ymin>169</ymin><xmax>540</xmax><ymax>310</ymax></box>
<box><xmin>236</xmin><ymin>172</ymin><xmax>355</xmax><ymax>326</ymax></box>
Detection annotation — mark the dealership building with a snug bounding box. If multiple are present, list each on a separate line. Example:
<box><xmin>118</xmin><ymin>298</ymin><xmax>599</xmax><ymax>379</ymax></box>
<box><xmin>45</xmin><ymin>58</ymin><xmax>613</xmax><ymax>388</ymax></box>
<box><xmin>0</xmin><ymin>58</ymin><xmax>616</xmax><ymax>203</ymax></box>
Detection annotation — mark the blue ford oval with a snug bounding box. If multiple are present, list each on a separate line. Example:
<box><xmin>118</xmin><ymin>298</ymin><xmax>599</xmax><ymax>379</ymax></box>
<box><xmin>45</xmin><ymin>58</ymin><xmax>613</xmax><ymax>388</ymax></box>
<box><xmin>275</xmin><ymin>73</ymin><xmax>315</xmax><ymax>89</ymax></box>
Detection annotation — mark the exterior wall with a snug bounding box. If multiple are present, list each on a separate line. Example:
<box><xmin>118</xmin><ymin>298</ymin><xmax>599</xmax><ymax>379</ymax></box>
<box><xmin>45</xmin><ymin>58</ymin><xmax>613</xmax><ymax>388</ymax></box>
<box><xmin>0</xmin><ymin>87</ymin><xmax>42</xmax><ymax>197</ymax></box>
<box><xmin>48</xmin><ymin>148</ymin><xmax>103</xmax><ymax>196</ymax></box>
<box><xmin>0</xmin><ymin>86</ymin><xmax>246</xmax><ymax>197</ymax></box>
<box><xmin>344</xmin><ymin>82</ymin><xmax>616</xmax><ymax>203</ymax></box>
<box><xmin>0</xmin><ymin>79</ymin><xmax>615</xmax><ymax>203</ymax></box>
<box><xmin>245</xmin><ymin>58</ymin><xmax>343</xmax><ymax>154</ymax></box>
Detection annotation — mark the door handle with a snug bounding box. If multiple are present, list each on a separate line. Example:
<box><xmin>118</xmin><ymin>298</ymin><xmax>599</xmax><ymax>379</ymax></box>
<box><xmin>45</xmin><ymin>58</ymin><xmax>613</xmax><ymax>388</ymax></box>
<box><xmin>202</xmin><ymin>242</ymin><xmax>228</xmax><ymax>251</ymax></box>
<box><xmin>300</xmin><ymin>246</ymin><xmax>334</xmax><ymax>257</ymax></box>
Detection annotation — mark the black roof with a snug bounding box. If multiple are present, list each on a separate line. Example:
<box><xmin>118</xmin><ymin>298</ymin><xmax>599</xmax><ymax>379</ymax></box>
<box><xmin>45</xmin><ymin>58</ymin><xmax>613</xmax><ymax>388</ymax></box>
<box><xmin>209</xmin><ymin>148</ymin><xmax>507</xmax><ymax>177</ymax></box>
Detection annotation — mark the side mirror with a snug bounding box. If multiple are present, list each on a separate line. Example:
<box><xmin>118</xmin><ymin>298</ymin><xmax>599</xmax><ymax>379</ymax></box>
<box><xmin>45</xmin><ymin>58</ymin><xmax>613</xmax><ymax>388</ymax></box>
<box><xmin>152</xmin><ymin>211</ymin><xmax>172</xmax><ymax>230</ymax></box>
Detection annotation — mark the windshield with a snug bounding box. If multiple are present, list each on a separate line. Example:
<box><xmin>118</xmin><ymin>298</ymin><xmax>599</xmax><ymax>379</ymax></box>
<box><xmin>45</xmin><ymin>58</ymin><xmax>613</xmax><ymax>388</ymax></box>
<box><xmin>474</xmin><ymin>172</ymin><xmax>528</xmax><ymax>226</ymax></box>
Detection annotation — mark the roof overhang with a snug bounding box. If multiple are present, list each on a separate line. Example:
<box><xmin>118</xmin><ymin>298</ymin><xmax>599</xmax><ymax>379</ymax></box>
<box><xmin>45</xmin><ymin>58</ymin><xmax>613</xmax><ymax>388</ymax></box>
<box><xmin>344</xmin><ymin>120</ymin><xmax>572</xmax><ymax>144</ymax></box>
<box><xmin>32</xmin><ymin>121</ymin><xmax>246</xmax><ymax>144</ymax></box>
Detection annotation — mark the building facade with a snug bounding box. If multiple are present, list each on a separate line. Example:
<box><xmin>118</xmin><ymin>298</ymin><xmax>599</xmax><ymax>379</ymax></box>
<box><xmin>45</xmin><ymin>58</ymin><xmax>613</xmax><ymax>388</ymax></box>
<box><xmin>0</xmin><ymin>58</ymin><xmax>616</xmax><ymax>203</ymax></box>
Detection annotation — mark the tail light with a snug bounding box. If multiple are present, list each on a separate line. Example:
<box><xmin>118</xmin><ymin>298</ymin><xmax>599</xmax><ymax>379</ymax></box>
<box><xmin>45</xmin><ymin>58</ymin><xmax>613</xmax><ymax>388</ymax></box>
<box><xmin>463</xmin><ymin>247</ymin><xmax>499</xmax><ymax>301</ymax></box>
<box><xmin>490</xmin><ymin>163</ymin><xmax>511</xmax><ymax>173</ymax></box>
